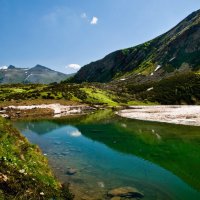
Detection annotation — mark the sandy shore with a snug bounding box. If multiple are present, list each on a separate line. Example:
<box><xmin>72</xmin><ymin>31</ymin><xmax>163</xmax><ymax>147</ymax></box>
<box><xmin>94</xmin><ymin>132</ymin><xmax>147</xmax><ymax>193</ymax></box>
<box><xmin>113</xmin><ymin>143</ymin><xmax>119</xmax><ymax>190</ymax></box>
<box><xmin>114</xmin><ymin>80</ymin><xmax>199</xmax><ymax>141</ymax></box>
<box><xmin>117</xmin><ymin>105</ymin><xmax>200</xmax><ymax>126</ymax></box>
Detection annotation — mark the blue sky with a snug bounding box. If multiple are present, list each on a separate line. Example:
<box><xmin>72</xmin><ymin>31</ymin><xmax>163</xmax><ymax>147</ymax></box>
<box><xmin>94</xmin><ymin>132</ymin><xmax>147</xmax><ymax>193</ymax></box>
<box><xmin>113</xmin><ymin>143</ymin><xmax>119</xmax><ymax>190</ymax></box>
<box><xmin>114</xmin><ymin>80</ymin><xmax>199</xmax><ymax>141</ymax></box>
<box><xmin>0</xmin><ymin>0</ymin><xmax>200</xmax><ymax>74</ymax></box>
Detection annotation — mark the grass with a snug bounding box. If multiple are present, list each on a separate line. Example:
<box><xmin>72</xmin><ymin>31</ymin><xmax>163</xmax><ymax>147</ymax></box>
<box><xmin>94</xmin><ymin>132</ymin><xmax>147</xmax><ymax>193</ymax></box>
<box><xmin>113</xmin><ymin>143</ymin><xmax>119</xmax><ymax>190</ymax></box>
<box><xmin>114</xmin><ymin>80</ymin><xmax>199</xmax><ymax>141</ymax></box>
<box><xmin>0</xmin><ymin>117</ymin><xmax>74</xmax><ymax>200</ymax></box>
<box><xmin>0</xmin><ymin>83</ymin><xmax>159</xmax><ymax>107</ymax></box>
<box><xmin>11</xmin><ymin>88</ymin><xmax>25</xmax><ymax>93</ymax></box>
<box><xmin>81</xmin><ymin>87</ymin><xmax>119</xmax><ymax>106</ymax></box>
<box><xmin>3</xmin><ymin>74</ymin><xmax>198</xmax><ymax>107</ymax></box>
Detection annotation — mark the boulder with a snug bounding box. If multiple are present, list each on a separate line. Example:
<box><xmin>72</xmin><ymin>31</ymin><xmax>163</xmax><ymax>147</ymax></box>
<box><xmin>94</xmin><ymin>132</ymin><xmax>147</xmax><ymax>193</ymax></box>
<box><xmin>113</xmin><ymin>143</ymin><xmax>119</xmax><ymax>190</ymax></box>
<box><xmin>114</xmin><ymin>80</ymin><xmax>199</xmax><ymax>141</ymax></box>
<box><xmin>66</xmin><ymin>168</ymin><xmax>77</xmax><ymax>175</ymax></box>
<box><xmin>108</xmin><ymin>187</ymin><xmax>144</xmax><ymax>198</ymax></box>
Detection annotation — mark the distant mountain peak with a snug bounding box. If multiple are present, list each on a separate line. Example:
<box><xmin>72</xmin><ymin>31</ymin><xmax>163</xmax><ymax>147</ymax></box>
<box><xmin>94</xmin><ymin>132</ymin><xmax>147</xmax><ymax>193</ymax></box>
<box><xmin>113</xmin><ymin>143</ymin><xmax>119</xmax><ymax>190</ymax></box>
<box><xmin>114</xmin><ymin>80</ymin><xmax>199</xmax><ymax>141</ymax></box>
<box><xmin>8</xmin><ymin>65</ymin><xmax>16</xmax><ymax>69</ymax></box>
<box><xmin>0</xmin><ymin>64</ymin><xmax>74</xmax><ymax>84</ymax></box>
<box><xmin>32</xmin><ymin>64</ymin><xmax>51</xmax><ymax>70</ymax></box>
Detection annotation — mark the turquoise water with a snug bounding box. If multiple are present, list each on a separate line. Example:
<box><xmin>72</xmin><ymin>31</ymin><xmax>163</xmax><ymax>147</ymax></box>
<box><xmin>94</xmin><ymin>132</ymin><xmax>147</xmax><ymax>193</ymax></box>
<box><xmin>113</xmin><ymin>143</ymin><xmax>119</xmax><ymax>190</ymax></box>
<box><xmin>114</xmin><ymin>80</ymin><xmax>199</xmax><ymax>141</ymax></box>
<box><xmin>14</xmin><ymin>111</ymin><xmax>200</xmax><ymax>200</ymax></box>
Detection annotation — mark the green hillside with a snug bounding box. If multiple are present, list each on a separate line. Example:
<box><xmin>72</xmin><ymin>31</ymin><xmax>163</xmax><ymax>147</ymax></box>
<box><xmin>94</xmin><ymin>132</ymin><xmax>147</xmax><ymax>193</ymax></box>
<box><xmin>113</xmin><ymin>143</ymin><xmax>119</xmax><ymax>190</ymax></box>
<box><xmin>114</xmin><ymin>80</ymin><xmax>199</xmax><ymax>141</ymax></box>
<box><xmin>72</xmin><ymin>9</ymin><xmax>200</xmax><ymax>83</ymax></box>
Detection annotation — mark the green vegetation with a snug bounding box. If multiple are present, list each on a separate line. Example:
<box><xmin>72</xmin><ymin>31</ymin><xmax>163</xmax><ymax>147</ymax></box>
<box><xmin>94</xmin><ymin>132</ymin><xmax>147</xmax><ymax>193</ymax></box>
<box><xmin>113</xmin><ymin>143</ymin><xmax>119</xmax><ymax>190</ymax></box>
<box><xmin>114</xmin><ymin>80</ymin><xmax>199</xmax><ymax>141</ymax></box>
<box><xmin>0</xmin><ymin>83</ymin><xmax>125</xmax><ymax>106</ymax></box>
<box><xmin>81</xmin><ymin>87</ymin><xmax>119</xmax><ymax>106</ymax></box>
<box><xmin>0</xmin><ymin>84</ymin><xmax>86</xmax><ymax>103</ymax></box>
<box><xmin>126</xmin><ymin>72</ymin><xmax>200</xmax><ymax>104</ymax></box>
<box><xmin>127</xmin><ymin>100</ymin><xmax>158</xmax><ymax>106</ymax></box>
<box><xmin>1</xmin><ymin>73</ymin><xmax>200</xmax><ymax>106</ymax></box>
<box><xmin>0</xmin><ymin>117</ymin><xmax>74</xmax><ymax>199</ymax></box>
<box><xmin>134</xmin><ymin>60</ymin><xmax>156</xmax><ymax>75</ymax></box>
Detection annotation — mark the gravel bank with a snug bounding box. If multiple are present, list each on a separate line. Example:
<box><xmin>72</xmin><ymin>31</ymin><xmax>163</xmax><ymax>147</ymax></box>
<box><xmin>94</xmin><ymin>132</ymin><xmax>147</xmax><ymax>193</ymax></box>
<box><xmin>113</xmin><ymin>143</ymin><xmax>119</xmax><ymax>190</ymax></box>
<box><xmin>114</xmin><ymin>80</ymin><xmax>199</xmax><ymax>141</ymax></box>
<box><xmin>1</xmin><ymin>104</ymin><xmax>95</xmax><ymax>118</ymax></box>
<box><xmin>117</xmin><ymin>105</ymin><xmax>200</xmax><ymax>126</ymax></box>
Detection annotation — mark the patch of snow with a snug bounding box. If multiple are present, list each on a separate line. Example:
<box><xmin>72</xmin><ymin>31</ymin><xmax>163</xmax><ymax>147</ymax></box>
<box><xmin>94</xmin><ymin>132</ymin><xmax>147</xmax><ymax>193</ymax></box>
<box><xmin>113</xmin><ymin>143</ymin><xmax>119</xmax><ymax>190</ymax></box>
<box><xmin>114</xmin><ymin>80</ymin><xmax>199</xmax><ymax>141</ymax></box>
<box><xmin>0</xmin><ymin>66</ymin><xmax>8</xmax><ymax>70</ymax></box>
<box><xmin>150</xmin><ymin>73</ymin><xmax>154</xmax><ymax>76</ymax></box>
<box><xmin>169</xmin><ymin>57</ymin><xmax>176</xmax><ymax>62</ymax></box>
<box><xmin>147</xmin><ymin>87</ymin><xmax>154</xmax><ymax>91</ymax></box>
<box><xmin>120</xmin><ymin>78</ymin><xmax>126</xmax><ymax>81</ymax></box>
<box><xmin>24</xmin><ymin>74</ymin><xmax>33</xmax><ymax>81</ymax></box>
<box><xmin>155</xmin><ymin>65</ymin><xmax>161</xmax><ymax>72</ymax></box>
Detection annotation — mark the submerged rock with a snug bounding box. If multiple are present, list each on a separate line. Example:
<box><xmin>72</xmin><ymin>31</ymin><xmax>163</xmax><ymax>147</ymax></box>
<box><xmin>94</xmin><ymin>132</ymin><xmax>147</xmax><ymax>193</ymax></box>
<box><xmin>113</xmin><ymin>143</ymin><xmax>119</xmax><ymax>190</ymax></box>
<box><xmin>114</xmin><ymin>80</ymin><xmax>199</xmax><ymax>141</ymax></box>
<box><xmin>66</xmin><ymin>168</ymin><xmax>77</xmax><ymax>175</ymax></box>
<box><xmin>97</xmin><ymin>181</ymin><xmax>105</xmax><ymax>188</ymax></box>
<box><xmin>108</xmin><ymin>187</ymin><xmax>144</xmax><ymax>198</ymax></box>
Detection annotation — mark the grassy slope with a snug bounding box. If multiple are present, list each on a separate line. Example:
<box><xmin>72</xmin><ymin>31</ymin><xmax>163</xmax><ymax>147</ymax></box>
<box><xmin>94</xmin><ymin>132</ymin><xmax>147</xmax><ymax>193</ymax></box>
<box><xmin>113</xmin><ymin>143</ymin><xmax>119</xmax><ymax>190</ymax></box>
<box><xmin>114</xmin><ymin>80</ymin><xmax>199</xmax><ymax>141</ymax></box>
<box><xmin>0</xmin><ymin>84</ymin><xmax>123</xmax><ymax>107</ymax></box>
<box><xmin>81</xmin><ymin>87</ymin><xmax>119</xmax><ymax>106</ymax></box>
<box><xmin>1</xmin><ymin>73</ymin><xmax>200</xmax><ymax>106</ymax></box>
<box><xmin>0</xmin><ymin>117</ymin><xmax>73</xmax><ymax>200</ymax></box>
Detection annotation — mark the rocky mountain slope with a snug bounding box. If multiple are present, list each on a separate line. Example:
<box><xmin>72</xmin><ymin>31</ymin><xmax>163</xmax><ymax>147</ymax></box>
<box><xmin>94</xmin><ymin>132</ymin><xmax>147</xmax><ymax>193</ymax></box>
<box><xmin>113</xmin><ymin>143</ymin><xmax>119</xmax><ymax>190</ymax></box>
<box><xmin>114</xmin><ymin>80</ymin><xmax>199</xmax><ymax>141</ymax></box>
<box><xmin>73</xmin><ymin>9</ymin><xmax>200</xmax><ymax>83</ymax></box>
<box><xmin>0</xmin><ymin>65</ymin><xmax>72</xmax><ymax>84</ymax></box>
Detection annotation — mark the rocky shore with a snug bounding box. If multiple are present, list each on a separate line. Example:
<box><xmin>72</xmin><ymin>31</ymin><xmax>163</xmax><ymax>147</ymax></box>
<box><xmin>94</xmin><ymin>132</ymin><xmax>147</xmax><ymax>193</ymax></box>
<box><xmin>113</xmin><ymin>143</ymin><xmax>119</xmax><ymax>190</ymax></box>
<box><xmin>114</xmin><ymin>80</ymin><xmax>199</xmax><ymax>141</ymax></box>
<box><xmin>117</xmin><ymin>105</ymin><xmax>200</xmax><ymax>126</ymax></box>
<box><xmin>0</xmin><ymin>104</ymin><xmax>95</xmax><ymax>119</ymax></box>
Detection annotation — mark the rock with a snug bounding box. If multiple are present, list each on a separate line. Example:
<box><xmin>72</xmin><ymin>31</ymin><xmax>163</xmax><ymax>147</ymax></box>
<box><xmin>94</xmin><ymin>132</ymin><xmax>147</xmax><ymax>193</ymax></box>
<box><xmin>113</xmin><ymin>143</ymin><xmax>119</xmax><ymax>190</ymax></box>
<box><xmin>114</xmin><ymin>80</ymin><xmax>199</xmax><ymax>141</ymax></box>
<box><xmin>20</xmin><ymin>154</ymin><xmax>25</xmax><ymax>161</ymax></box>
<box><xmin>0</xmin><ymin>173</ymin><xmax>8</xmax><ymax>182</ymax></box>
<box><xmin>0</xmin><ymin>110</ymin><xmax>6</xmax><ymax>113</ymax></box>
<box><xmin>40</xmin><ymin>192</ymin><xmax>45</xmax><ymax>196</ymax></box>
<box><xmin>54</xmin><ymin>141</ymin><xmax>61</xmax><ymax>145</ymax></box>
<box><xmin>66</xmin><ymin>168</ymin><xmax>77</xmax><ymax>175</ymax></box>
<box><xmin>97</xmin><ymin>181</ymin><xmax>105</xmax><ymax>188</ymax></box>
<box><xmin>60</xmin><ymin>152</ymin><xmax>69</xmax><ymax>156</ymax></box>
<box><xmin>19</xmin><ymin>169</ymin><xmax>25</xmax><ymax>174</ymax></box>
<box><xmin>108</xmin><ymin>187</ymin><xmax>144</xmax><ymax>198</ymax></box>
<box><xmin>0</xmin><ymin>114</ymin><xmax>10</xmax><ymax>119</ymax></box>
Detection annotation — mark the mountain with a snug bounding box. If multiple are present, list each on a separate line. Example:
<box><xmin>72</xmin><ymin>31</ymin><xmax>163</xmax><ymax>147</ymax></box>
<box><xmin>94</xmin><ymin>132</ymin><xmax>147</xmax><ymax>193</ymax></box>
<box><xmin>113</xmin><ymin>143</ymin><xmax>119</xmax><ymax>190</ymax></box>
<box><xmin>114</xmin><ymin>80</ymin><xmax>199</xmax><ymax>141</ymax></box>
<box><xmin>0</xmin><ymin>64</ymin><xmax>73</xmax><ymax>84</ymax></box>
<box><xmin>73</xmin><ymin>9</ymin><xmax>200</xmax><ymax>83</ymax></box>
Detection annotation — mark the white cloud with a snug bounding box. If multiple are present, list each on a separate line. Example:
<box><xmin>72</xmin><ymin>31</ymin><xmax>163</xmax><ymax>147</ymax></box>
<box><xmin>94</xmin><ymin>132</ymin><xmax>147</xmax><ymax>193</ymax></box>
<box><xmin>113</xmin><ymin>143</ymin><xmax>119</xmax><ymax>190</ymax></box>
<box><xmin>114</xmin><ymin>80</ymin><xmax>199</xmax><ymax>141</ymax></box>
<box><xmin>81</xmin><ymin>13</ymin><xmax>87</xmax><ymax>19</ymax></box>
<box><xmin>67</xmin><ymin>64</ymin><xmax>81</xmax><ymax>70</ymax></box>
<box><xmin>90</xmin><ymin>16</ymin><xmax>98</xmax><ymax>25</ymax></box>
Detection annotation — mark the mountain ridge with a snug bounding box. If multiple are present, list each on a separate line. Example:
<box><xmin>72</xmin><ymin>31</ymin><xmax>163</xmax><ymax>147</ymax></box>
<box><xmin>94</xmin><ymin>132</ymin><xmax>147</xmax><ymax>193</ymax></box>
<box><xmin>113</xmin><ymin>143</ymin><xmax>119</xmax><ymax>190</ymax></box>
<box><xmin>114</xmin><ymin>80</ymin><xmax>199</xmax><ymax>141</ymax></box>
<box><xmin>72</xmin><ymin>9</ymin><xmax>200</xmax><ymax>83</ymax></box>
<box><xmin>0</xmin><ymin>64</ymin><xmax>73</xmax><ymax>84</ymax></box>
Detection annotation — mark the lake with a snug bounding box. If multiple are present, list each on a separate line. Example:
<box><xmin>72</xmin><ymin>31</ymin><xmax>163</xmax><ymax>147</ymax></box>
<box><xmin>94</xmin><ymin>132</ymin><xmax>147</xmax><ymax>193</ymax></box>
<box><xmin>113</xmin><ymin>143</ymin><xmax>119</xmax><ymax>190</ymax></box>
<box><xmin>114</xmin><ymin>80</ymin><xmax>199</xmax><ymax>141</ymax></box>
<box><xmin>14</xmin><ymin>110</ymin><xmax>200</xmax><ymax>200</ymax></box>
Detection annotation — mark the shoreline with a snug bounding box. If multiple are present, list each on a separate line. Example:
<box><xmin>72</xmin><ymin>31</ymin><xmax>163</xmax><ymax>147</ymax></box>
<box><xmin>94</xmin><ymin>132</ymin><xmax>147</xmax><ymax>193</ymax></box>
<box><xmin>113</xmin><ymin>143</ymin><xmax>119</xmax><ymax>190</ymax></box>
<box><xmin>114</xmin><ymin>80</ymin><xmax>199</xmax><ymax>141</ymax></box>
<box><xmin>0</xmin><ymin>103</ymin><xmax>96</xmax><ymax>119</ymax></box>
<box><xmin>2</xmin><ymin>103</ymin><xmax>200</xmax><ymax>126</ymax></box>
<box><xmin>117</xmin><ymin>105</ymin><xmax>200</xmax><ymax>126</ymax></box>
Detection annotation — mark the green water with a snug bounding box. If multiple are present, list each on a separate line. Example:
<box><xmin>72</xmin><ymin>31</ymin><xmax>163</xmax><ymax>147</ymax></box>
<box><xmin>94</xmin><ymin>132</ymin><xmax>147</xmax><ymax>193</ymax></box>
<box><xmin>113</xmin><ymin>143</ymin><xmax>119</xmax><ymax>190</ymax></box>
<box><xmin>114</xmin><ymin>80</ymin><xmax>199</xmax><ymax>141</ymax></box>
<box><xmin>14</xmin><ymin>110</ymin><xmax>200</xmax><ymax>200</ymax></box>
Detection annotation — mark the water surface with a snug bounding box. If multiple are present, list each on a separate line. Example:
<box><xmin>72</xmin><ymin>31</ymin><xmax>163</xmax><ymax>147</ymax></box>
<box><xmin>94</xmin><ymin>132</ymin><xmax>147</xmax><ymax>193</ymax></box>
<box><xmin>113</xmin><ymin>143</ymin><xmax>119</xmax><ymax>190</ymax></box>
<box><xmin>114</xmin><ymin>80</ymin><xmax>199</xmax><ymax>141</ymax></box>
<box><xmin>14</xmin><ymin>110</ymin><xmax>200</xmax><ymax>200</ymax></box>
